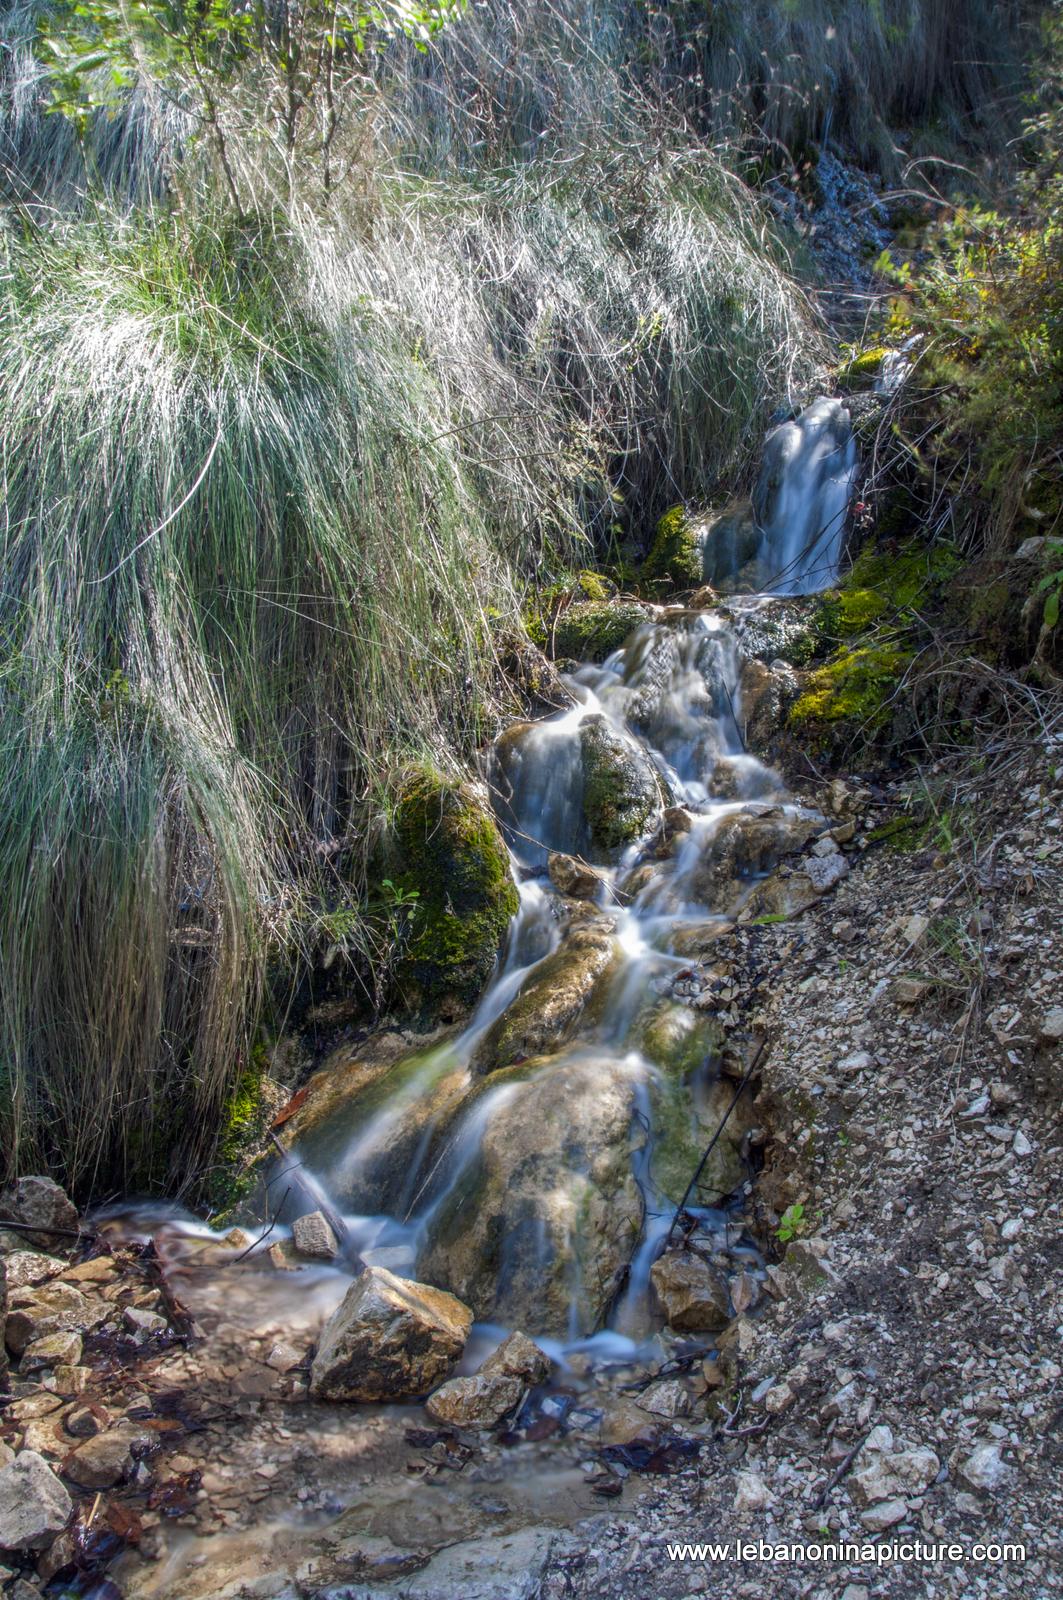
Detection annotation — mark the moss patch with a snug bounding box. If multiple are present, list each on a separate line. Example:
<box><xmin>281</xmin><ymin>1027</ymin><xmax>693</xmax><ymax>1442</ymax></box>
<box><xmin>789</xmin><ymin>642</ymin><xmax>913</xmax><ymax>754</ymax></box>
<box><xmin>641</xmin><ymin>505</ymin><xmax>703</xmax><ymax>591</ymax></box>
<box><xmin>552</xmin><ymin>601</ymin><xmax>648</xmax><ymax>662</ymax></box>
<box><xmin>837</xmin><ymin>346</ymin><xmax>887</xmax><ymax>390</ymax></box>
<box><xmin>389</xmin><ymin>767</ymin><xmax>518</xmax><ymax>1017</ymax></box>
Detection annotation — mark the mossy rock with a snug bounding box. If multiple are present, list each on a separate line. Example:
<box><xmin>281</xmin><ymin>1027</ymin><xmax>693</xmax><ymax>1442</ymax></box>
<box><xmin>837</xmin><ymin>346</ymin><xmax>887</xmax><ymax>391</ymax></box>
<box><xmin>580</xmin><ymin>715</ymin><xmax>664</xmax><ymax>852</ymax></box>
<box><xmin>788</xmin><ymin>642</ymin><xmax>913</xmax><ymax>758</ymax></box>
<box><xmin>641</xmin><ymin>505</ymin><xmax>703</xmax><ymax>591</ymax></box>
<box><xmin>552</xmin><ymin>601</ymin><xmax>649</xmax><ymax>663</ymax></box>
<box><xmin>388</xmin><ymin>768</ymin><xmax>518</xmax><ymax>1018</ymax></box>
<box><xmin>639</xmin><ymin>1002</ymin><xmax>725</xmax><ymax>1079</ymax></box>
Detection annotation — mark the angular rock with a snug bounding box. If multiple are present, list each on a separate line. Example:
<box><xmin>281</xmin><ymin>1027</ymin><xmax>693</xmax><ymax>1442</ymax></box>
<box><xmin>2</xmin><ymin>1253</ymin><xmax>65</xmax><ymax>1292</ymax></box>
<box><xmin>481</xmin><ymin>1331</ymin><xmax>550</xmax><ymax>1386</ymax></box>
<box><xmin>19</xmin><ymin>1331</ymin><xmax>82</xmax><ymax>1374</ymax></box>
<box><xmin>1039</xmin><ymin>1006</ymin><xmax>1063</xmax><ymax>1044</ymax></box>
<box><xmin>0</xmin><ymin>1452</ymin><xmax>72</xmax><ymax>1551</ymax></box>
<box><xmin>803</xmin><ymin>851</ymin><xmax>850</xmax><ymax>893</ymax></box>
<box><xmin>734</xmin><ymin>1470</ymin><xmax>774</xmax><ymax>1513</ymax></box>
<box><xmin>51</xmin><ymin>1365</ymin><xmax>91</xmax><ymax>1397</ymax></box>
<box><xmin>958</xmin><ymin>1441</ymin><xmax>1010</xmax><ymax>1492</ymax></box>
<box><xmin>650</xmin><ymin>1251</ymin><xmax>732</xmax><ymax>1332</ymax></box>
<box><xmin>292</xmin><ymin>1211</ymin><xmax>339</xmax><ymax>1261</ymax></box>
<box><xmin>309</xmin><ymin>1268</ymin><xmax>472</xmax><ymax>1402</ymax></box>
<box><xmin>4</xmin><ymin>1282</ymin><xmax>92</xmax><ymax>1356</ymax></box>
<box><xmin>63</xmin><ymin>1423</ymin><xmax>151</xmax><ymax>1490</ymax></box>
<box><xmin>122</xmin><ymin>1306</ymin><xmax>168</xmax><ymax>1337</ymax></box>
<box><xmin>849</xmin><ymin>1446</ymin><xmax>940</xmax><ymax>1508</ymax></box>
<box><xmin>599</xmin><ymin>1398</ymin><xmax>660</xmax><ymax>1448</ymax></box>
<box><xmin>860</xmin><ymin>1499</ymin><xmax>907</xmax><ymax>1532</ymax></box>
<box><xmin>425</xmin><ymin>1372</ymin><xmax>524</xmax><ymax>1430</ymax></box>
<box><xmin>0</xmin><ymin>1178</ymin><xmax>79</xmax><ymax>1249</ymax></box>
<box><xmin>637</xmin><ymin>1379</ymin><xmax>690</xmax><ymax>1419</ymax></box>
<box><xmin>691</xmin><ymin>809</ymin><xmax>824</xmax><ymax>911</ymax></box>
<box><xmin>547</xmin><ymin>852</ymin><xmax>605</xmax><ymax>900</ymax></box>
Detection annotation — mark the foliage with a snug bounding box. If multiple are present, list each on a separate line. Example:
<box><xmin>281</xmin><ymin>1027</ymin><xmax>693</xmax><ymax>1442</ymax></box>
<box><xmin>776</xmin><ymin>1201</ymin><xmax>807</xmax><ymax>1243</ymax></box>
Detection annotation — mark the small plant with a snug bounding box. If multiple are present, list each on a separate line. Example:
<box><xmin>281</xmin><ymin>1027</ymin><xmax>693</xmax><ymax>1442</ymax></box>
<box><xmin>1035</xmin><ymin>539</ymin><xmax>1063</xmax><ymax>631</ymax></box>
<box><xmin>776</xmin><ymin>1201</ymin><xmax>807</xmax><ymax>1243</ymax></box>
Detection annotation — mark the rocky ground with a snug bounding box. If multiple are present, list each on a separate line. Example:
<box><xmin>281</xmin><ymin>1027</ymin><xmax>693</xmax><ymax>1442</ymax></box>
<box><xmin>1</xmin><ymin>747</ymin><xmax>1060</xmax><ymax>1600</ymax></box>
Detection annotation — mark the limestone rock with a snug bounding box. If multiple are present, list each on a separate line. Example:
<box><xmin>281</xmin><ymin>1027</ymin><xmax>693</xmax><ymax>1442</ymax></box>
<box><xmin>958</xmin><ymin>1441</ymin><xmax>1011</xmax><ymax>1492</ymax></box>
<box><xmin>19</xmin><ymin>1331</ymin><xmax>82</xmax><ymax>1374</ymax></box>
<box><xmin>860</xmin><ymin>1499</ymin><xmax>907</xmax><ymax>1532</ymax></box>
<box><xmin>650</xmin><ymin>1251</ymin><xmax>732</xmax><ymax>1332</ymax></box>
<box><xmin>2</xmin><ymin>1253</ymin><xmax>65</xmax><ymax>1292</ymax></box>
<box><xmin>734</xmin><ymin>1470</ymin><xmax>774</xmax><ymax>1513</ymax></box>
<box><xmin>472</xmin><ymin>922</ymin><xmax>618</xmax><ymax>1075</ymax></box>
<box><xmin>637</xmin><ymin>1379</ymin><xmax>690</xmax><ymax>1418</ymax></box>
<box><xmin>481</xmin><ymin>1332</ymin><xmax>550</xmax><ymax>1386</ymax></box>
<box><xmin>292</xmin><ymin>1211</ymin><xmax>339</xmax><ymax>1261</ymax></box>
<box><xmin>599</xmin><ymin>1399</ymin><xmax>660</xmax><ymax>1448</ymax></box>
<box><xmin>4</xmin><ymin>1282</ymin><xmax>92</xmax><ymax>1356</ymax></box>
<box><xmin>0</xmin><ymin>1452</ymin><xmax>72</xmax><ymax>1551</ymax></box>
<box><xmin>849</xmin><ymin>1446</ymin><xmax>940</xmax><ymax>1508</ymax></box>
<box><xmin>419</xmin><ymin>1053</ymin><xmax>643</xmax><ymax>1335</ymax></box>
<box><xmin>0</xmin><ymin>1178</ymin><xmax>78</xmax><ymax>1249</ymax></box>
<box><xmin>1039</xmin><ymin>1006</ymin><xmax>1063</xmax><ymax>1044</ymax></box>
<box><xmin>803</xmin><ymin>851</ymin><xmax>850</xmax><ymax>893</ymax></box>
<box><xmin>425</xmin><ymin>1373</ymin><xmax>524</xmax><ymax>1430</ymax></box>
<box><xmin>309</xmin><ymin>1268</ymin><xmax>472</xmax><ymax>1402</ymax></box>
<box><xmin>691</xmin><ymin>808</ymin><xmax>823</xmax><ymax>911</ymax></box>
<box><xmin>64</xmin><ymin>1423</ymin><xmax>152</xmax><ymax>1490</ymax></box>
<box><xmin>547</xmin><ymin>852</ymin><xmax>605</xmax><ymax>901</ymax></box>
<box><xmin>122</xmin><ymin>1306</ymin><xmax>168</xmax><ymax>1337</ymax></box>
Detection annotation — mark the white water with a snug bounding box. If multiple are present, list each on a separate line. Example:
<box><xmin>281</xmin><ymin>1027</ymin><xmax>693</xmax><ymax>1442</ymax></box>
<box><xmin>751</xmin><ymin>396</ymin><xmax>860</xmax><ymax>595</ymax></box>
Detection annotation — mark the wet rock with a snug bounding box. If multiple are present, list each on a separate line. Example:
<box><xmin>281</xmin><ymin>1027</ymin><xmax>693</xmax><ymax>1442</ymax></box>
<box><xmin>265</xmin><ymin>1341</ymin><xmax>305</xmax><ymax>1373</ymax></box>
<box><xmin>481</xmin><ymin>1331</ymin><xmax>551</xmax><ymax>1385</ymax></box>
<box><xmin>690</xmin><ymin>809</ymin><xmax>823</xmax><ymax>910</ymax></box>
<box><xmin>650</xmin><ymin>1251</ymin><xmax>732</xmax><ymax>1332</ymax></box>
<box><xmin>64</xmin><ymin>1424</ymin><xmax>150</xmax><ymax>1490</ymax></box>
<box><xmin>292</xmin><ymin>1211</ymin><xmax>338</xmax><ymax>1261</ymax></box>
<box><xmin>122</xmin><ymin>1306</ymin><xmax>168</xmax><ymax>1338</ymax></box>
<box><xmin>472</xmin><ymin>922</ymin><xmax>618</xmax><ymax>1075</ymax></box>
<box><xmin>64</xmin><ymin>1406</ymin><xmax>105</xmax><ymax>1440</ymax></box>
<box><xmin>641</xmin><ymin>1016</ymin><xmax>753</xmax><ymax>1203</ymax></box>
<box><xmin>425</xmin><ymin>1372</ymin><xmax>524</xmax><ymax>1430</ymax></box>
<box><xmin>309</xmin><ymin>1267</ymin><xmax>472</xmax><ymax>1403</ymax></box>
<box><xmin>546</xmin><ymin>852</ymin><xmax>604</xmax><ymax>900</ymax></box>
<box><xmin>19</xmin><ymin>1331</ymin><xmax>82</xmax><ymax>1374</ymax></box>
<box><xmin>420</xmin><ymin>1053</ymin><xmax>643</xmax><ymax>1336</ymax></box>
<box><xmin>4</xmin><ymin>1282</ymin><xmax>93</xmax><ymax>1356</ymax></box>
<box><xmin>0</xmin><ymin>1179</ymin><xmax>78</xmax><ymax>1250</ymax></box>
<box><xmin>2</xmin><ymin>1253</ymin><xmax>65</xmax><ymax>1292</ymax></box>
<box><xmin>740</xmin><ymin>659</ymin><xmax>800</xmax><ymax>757</ymax></box>
<box><xmin>741</xmin><ymin>870</ymin><xmax>820</xmax><ymax>922</ymax></box>
<box><xmin>579</xmin><ymin>715</ymin><xmax>664</xmax><ymax>853</ymax></box>
<box><xmin>0</xmin><ymin>1452</ymin><xmax>73</xmax><ymax>1550</ymax></box>
<box><xmin>550</xmin><ymin>601</ymin><xmax>649</xmax><ymax>663</ymax></box>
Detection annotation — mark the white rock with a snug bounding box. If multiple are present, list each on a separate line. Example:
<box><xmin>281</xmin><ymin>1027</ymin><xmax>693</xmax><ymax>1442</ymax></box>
<box><xmin>958</xmin><ymin>1442</ymin><xmax>1010</xmax><ymax>1492</ymax></box>
<box><xmin>850</xmin><ymin>1446</ymin><xmax>939</xmax><ymax>1507</ymax></box>
<box><xmin>1039</xmin><ymin>1006</ymin><xmax>1063</xmax><ymax>1042</ymax></box>
<box><xmin>860</xmin><ymin>1499</ymin><xmax>907</xmax><ymax>1532</ymax></box>
<box><xmin>0</xmin><ymin>1451</ymin><xmax>73</xmax><ymax>1550</ymax></box>
<box><xmin>902</xmin><ymin>913</ymin><xmax>931</xmax><ymax>947</ymax></box>
<box><xmin>1012</xmin><ymin>1131</ymin><xmax>1033</xmax><ymax>1157</ymax></box>
<box><xmin>733</xmin><ymin>1470</ymin><xmax>774</xmax><ymax>1513</ymax></box>
<box><xmin>804</xmin><ymin>853</ymin><xmax>850</xmax><ymax>893</ymax></box>
<box><xmin>122</xmin><ymin>1306</ymin><xmax>168</xmax><ymax>1337</ymax></box>
<box><xmin>811</xmin><ymin>835</ymin><xmax>840</xmax><ymax>857</ymax></box>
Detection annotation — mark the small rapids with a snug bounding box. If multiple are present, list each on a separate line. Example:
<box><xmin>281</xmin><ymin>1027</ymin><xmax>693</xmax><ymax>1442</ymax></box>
<box><xmin>105</xmin><ymin>395</ymin><xmax>857</xmax><ymax>1359</ymax></box>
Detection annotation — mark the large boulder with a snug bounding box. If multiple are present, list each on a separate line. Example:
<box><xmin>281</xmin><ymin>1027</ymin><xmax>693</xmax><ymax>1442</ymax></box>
<box><xmin>481</xmin><ymin>1331</ymin><xmax>551</xmax><ymax>1385</ymax></box>
<box><xmin>0</xmin><ymin>1177</ymin><xmax>78</xmax><ymax>1249</ymax></box>
<box><xmin>0</xmin><ymin>1450</ymin><xmax>72</xmax><ymax>1551</ymax></box>
<box><xmin>739</xmin><ymin>658</ymin><xmax>801</xmax><ymax>759</ymax></box>
<box><xmin>551</xmin><ymin>602</ymin><xmax>649</xmax><ymax>663</ymax></box>
<box><xmin>650</xmin><ymin>1251</ymin><xmax>733</xmax><ymax>1333</ymax></box>
<box><xmin>547</xmin><ymin>852</ymin><xmax>604</xmax><ymax>900</ymax></box>
<box><xmin>386</xmin><ymin>769</ymin><xmax>518</xmax><ymax>1020</ymax></box>
<box><xmin>700</xmin><ymin>500</ymin><xmax>761</xmax><ymax>591</ymax></box>
<box><xmin>472</xmin><ymin>921</ymin><xmax>618</xmax><ymax>1076</ymax></box>
<box><xmin>420</xmin><ymin>1052</ymin><xmax>644</xmax><ymax>1336</ymax></box>
<box><xmin>637</xmin><ymin>1003</ymin><xmax>751</xmax><ymax>1204</ymax></box>
<box><xmin>309</xmin><ymin>1268</ymin><xmax>472</xmax><ymax>1402</ymax></box>
<box><xmin>579</xmin><ymin>715</ymin><xmax>663</xmax><ymax>853</ymax></box>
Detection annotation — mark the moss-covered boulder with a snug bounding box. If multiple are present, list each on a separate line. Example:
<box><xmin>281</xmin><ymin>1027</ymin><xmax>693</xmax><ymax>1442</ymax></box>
<box><xmin>642</xmin><ymin>506</ymin><xmax>704</xmax><ymax>591</ymax></box>
<box><xmin>389</xmin><ymin>769</ymin><xmax>518</xmax><ymax>1019</ymax></box>
<box><xmin>580</xmin><ymin>715</ymin><xmax>664</xmax><ymax>852</ymax></box>
<box><xmin>418</xmin><ymin>1052</ymin><xmax>644</xmax><ymax>1335</ymax></box>
<box><xmin>472</xmin><ymin>920</ymin><xmax>619</xmax><ymax>1076</ymax></box>
<box><xmin>551</xmin><ymin>601</ymin><xmax>649</xmax><ymax>663</ymax></box>
<box><xmin>637</xmin><ymin>1002</ymin><xmax>750</xmax><ymax>1205</ymax></box>
<box><xmin>787</xmin><ymin>642</ymin><xmax>913</xmax><ymax>759</ymax></box>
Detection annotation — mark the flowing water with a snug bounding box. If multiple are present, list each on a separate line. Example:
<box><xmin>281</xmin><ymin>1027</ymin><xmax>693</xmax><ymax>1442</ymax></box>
<box><xmin>259</xmin><ymin>394</ymin><xmax>859</xmax><ymax>1349</ymax></box>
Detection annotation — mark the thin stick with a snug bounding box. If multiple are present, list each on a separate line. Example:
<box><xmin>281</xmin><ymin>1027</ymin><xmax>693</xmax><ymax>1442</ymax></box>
<box><xmin>663</xmin><ymin>1037</ymin><xmax>768</xmax><ymax>1250</ymax></box>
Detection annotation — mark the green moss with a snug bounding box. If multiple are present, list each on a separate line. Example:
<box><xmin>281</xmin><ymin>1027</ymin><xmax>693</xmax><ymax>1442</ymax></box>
<box><xmin>580</xmin><ymin>717</ymin><xmax>661</xmax><ymax>850</ymax></box>
<box><xmin>837</xmin><ymin>346</ymin><xmax>887</xmax><ymax>390</ymax></box>
<box><xmin>390</xmin><ymin>766</ymin><xmax>519</xmax><ymax>1015</ymax></box>
<box><xmin>552</xmin><ymin>601</ymin><xmax>648</xmax><ymax>662</ymax></box>
<box><xmin>640</xmin><ymin>1002</ymin><xmax>725</xmax><ymax>1078</ymax></box>
<box><xmin>641</xmin><ymin>505</ymin><xmax>703</xmax><ymax>591</ymax></box>
<box><xmin>789</xmin><ymin>642</ymin><xmax>913</xmax><ymax>752</ymax></box>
